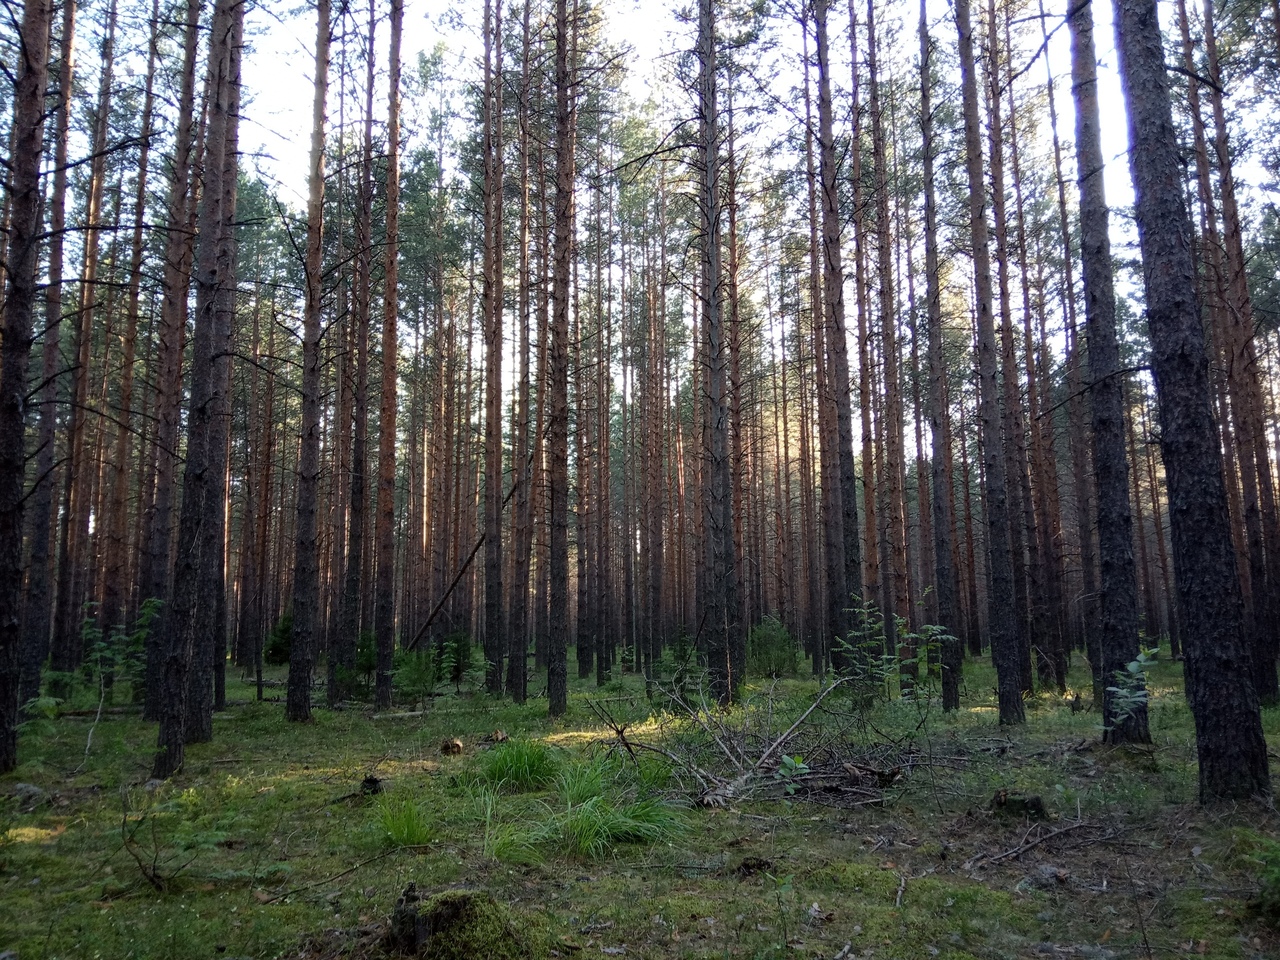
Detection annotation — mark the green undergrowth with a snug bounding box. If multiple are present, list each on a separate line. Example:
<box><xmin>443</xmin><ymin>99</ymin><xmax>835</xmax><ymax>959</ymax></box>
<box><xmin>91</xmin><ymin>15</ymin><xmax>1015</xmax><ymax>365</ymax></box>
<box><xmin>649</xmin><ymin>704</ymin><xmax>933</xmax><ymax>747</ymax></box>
<box><xmin>3</xmin><ymin>651</ymin><xmax>1279</xmax><ymax>959</ymax></box>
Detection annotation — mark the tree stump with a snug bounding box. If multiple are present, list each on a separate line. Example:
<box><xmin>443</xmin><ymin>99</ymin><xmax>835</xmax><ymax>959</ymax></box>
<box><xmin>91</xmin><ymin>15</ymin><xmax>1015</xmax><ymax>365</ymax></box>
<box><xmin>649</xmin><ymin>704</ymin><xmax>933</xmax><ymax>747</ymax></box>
<box><xmin>385</xmin><ymin>884</ymin><xmax>541</xmax><ymax>959</ymax></box>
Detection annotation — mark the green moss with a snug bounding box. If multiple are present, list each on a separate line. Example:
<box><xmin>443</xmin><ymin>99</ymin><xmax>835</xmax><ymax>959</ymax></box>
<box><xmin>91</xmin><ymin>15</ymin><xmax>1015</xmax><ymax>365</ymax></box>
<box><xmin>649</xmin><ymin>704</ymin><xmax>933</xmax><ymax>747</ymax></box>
<box><xmin>388</xmin><ymin>888</ymin><xmax>547</xmax><ymax>960</ymax></box>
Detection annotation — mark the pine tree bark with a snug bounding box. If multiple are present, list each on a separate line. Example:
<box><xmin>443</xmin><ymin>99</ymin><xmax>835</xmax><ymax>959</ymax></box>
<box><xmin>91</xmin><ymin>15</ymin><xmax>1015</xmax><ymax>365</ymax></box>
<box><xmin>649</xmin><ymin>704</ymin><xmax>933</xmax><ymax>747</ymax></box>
<box><xmin>547</xmin><ymin>0</ymin><xmax>575</xmax><ymax>718</ymax></box>
<box><xmin>920</xmin><ymin>0</ymin><xmax>961</xmax><ymax>710</ymax></box>
<box><xmin>982</xmin><ymin>0</ymin><xmax>1034</xmax><ymax>693</ymax></box>
<box><xmin>1069</xmin><ymin>0</ymin><xmax>1150</xmax><ymax>744</ymax></box>
<box><xmin>1197</xmin><ymin>0</ymin><xmax>1280</xmax><ymax>703</ymax></box>
<box><xmin>100</xmin><ymin>0</ymin><xmax>159</xmax><ymax>656</ymax></box>
<box><xmin>19</xmin><ymin>0</ymin><xmax>76</xmax><ymax>711</ymax></box>
<box><xmin>0</xmin><ymin>0</ymin><xmax>53</xmax><ymax>771</ymax></box>
<box><xmin>53</xmin><ymin>0</ymin><xmax>117</xmax><ymax>683</ymax></box>
<box><xmin>374</xmin><ymin>0</ymin><xmax>402</xmax><ymax>711</ymax></box>
<box><xmin>954</xmin><ymin>0</ymin><xmax>1023</xmax><ymax>723</ymax></box>
<box><xmin>141</xmin><ymin>0</ymin><xmax>201</xmax><ymax>720</ymax></box>
<box><xmin>288</xmin><ymin>0</ymin><xmax>332</xmax><ymax>725</ymax></box>
<box><xmin>699</xmin><ymin>0</ymin><xmax>739</xmax><ymax>704</ymax></box>
<box><xmin>154</xmin><ymin>0</ymin><xmax>239</xmax><ymax>773</ymax></box>
<box><xmin>507</xmin><ymin>0</ymin><xmax>534</xmax><ymax>703</ymax></box>
<box><xmin>332</xmin><ymin>0</ymin><xmax>378</xmax><ymax>707</ymax></box>
<box><xmin>800</xmin><ymin>21</ymin><xmax>833</xmax><ymax>668</ymax></box>
<box><xmin>1111</xmin><ymin>0</ymin><xmax>1269</xmax><ymax>800</ymax></box>
<box><xmin>483</xmin><ymin>0</ymin><xmax>506</xmax><ymax>696</ymax></box>
<box><xmin>867</xmin><ymin>0</ymin><xmax>908</xmax><ymax>681</ymax></box>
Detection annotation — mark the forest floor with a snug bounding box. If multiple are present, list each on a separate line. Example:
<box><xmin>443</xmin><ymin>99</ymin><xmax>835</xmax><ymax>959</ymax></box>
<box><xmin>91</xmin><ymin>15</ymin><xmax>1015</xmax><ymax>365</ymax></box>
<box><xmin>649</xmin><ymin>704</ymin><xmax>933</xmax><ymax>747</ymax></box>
<box><xmin>4</xmin><ymin>653</ymin><xmax>1280</xmax><ymax>960</ymax></box>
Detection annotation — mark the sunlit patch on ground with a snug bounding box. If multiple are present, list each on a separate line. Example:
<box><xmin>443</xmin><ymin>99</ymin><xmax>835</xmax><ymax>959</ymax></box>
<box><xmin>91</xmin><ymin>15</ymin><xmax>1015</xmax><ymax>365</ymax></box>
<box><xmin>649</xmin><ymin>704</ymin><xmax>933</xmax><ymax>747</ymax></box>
<box><xmin>4</xmin><ymin>823</ymin><xmax>65</xmax><ymax>843</ymax></box>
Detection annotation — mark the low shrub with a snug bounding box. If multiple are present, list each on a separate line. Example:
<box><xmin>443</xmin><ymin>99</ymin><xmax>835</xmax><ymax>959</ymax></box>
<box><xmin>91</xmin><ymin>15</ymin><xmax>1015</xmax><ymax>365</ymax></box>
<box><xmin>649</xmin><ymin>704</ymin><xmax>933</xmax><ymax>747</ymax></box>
<box><xmin>748</xmin><ymin>616</ymin><xmax>799</xmax><ymax>678</ymax></box>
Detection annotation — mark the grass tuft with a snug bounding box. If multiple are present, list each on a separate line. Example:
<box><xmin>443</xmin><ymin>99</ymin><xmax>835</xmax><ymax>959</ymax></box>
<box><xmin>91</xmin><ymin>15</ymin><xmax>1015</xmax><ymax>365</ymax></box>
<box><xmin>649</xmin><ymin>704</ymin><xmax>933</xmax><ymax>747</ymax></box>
<box><xmin>535</xmin><ymin>795</ymin><xmax>685</xmax><ymax>859</ymax></box>
<box><xmin>555</xmin><ymin>760</ymin><xmax>606</xmax><ymax>805</ymax></box>
<box><xmin>373</xmin><ymin>792</ymin><xmax>433</xmax><ymax>847</ymax></box>
<box><xmin>477</xmin><ymin>739</ymin><xmax>560</xmax><ymax>791</ymax></box>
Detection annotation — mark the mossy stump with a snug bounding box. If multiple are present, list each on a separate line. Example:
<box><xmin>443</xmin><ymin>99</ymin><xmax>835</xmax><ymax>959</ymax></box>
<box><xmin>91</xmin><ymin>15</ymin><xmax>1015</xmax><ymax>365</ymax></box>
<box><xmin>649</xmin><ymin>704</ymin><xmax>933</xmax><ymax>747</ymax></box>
<box><xmin>385</xmin><ymin>885</ymin><xmax>542</xmax><ymax>959</ymax></box>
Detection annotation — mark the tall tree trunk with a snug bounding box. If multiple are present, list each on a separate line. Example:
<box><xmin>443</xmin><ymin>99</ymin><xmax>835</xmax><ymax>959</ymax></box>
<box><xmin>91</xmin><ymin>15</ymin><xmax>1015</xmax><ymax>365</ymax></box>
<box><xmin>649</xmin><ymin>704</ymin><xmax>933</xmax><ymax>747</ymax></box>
<box><xmin>699</xmin><ymin>0</ymin><xmax>738</xmax><ymax>703</ymax></box>
<box><xmin>100</xmin><ymin>0</ymin><xmax>159</xmax><ymax>659</ymax></box>
<box><xmin>547</xmin><ymin>0</ymin><xmax>576</xmax><ymax>718</ymax></box>
<box><xmin>920</xmin><ymin>0</ymin><xmax>960</xmax><ymax>710</ymax></box>
<box><xmin>374</xmin><ymin>0</ymin><xmax>402</xmax><ymax>711</ymax></box>
<box><xmin>154</xmin><ymin>0</ymin><xmax>240</xmax><ymax>773</ymax></box>
<box><xmin>20</xmin><ymin>0</ymin><xmax>76</xmax><ymax>710</ymax></box>
<box><xmin>982</xmin><ymin>0</ymin><xmax>1034</xmax><ymax>693</ymax></box>
<box><xmin>507</xmin><ymin>0</ymin><xmax>534</xmax><ymax>703</ymax></box>
<box><xmin>801</xmin><ymin>20</ymin><xmax>832</xmax><ymax>668</ymax></box>
<box><xmin>142</xmin><ymin>0</ymin><xmax>201</xmax><ymax>720</ymax></box>
<box><xmin>1069</xmin><ymin>0</ymin><xmax>1150</xmax><ymax>744</ymax></box>
<box><xmin>332</xmin><ymin>0</ymin><xmax>377</xmax><ymax>707</ymax></box>
<box><xmin>288</xmin><ymin>0</ymin><xmax>332</xmax><ymax>725</ymax></box>
<box><xmin>867</xmin><ymin>0</ymin><xmax>908</xmax><ymax>682</ymax></box>
<box><xmin>483</xmin><ymin>0</ymin><xmax>506</xmax><ymax>696</ymax></box>
<box><xmin>53</xmin><ymin>0</ymin><xmax>117</xmax><ymax>684</ymax></box>
<box><xmin>1111</xmin><ymin>0</ymin><xmax>1269</xmax><ymax>800</ymax></box>
<box><xmin>0</xmin><ymin>0</ymin><xmax>53</xmax><ymax>771</ymax></box>
<box><xmin>1197</xmin><ymin>0</ymin><xmax>1280</xmax><ymax>704</ymax></box>
<box><xmin>954</xmin><ymin>0</ymin><xmax>1023</xmax><ymax>723</ymax></box>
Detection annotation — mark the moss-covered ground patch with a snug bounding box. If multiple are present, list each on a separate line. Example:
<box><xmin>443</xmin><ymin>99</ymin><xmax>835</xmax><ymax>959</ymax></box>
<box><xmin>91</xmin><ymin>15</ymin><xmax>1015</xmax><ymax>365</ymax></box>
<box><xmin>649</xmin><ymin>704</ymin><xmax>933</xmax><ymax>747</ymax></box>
<box><xmin>3</xmin><ymin>653</ymin><xmax>1280</xmax><ymax>959</ymax></box>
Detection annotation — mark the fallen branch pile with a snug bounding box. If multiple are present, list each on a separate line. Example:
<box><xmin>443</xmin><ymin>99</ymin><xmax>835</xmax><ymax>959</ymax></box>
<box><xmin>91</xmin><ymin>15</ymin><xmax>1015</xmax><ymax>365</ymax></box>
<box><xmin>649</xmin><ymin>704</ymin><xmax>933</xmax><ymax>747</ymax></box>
<box><xmin>589</xmin><ymin>679</ymin><xmax>962</xmax><ymax>810</ymax></box>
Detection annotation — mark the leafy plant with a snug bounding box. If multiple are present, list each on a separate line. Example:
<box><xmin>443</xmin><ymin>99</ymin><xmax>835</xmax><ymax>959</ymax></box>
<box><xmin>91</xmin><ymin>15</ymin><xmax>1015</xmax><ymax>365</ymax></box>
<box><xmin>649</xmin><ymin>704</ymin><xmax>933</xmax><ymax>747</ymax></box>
<box><xmin>17</xmin><ymin>694</ymin><xmax>61</xmax><ymax>736</ymax></box>
<box><xmin>1105</xmin><ymin>646</ymin><xmax>1157</xmax><ymax>731</ymax></box>
<box><xmin>123</xmin><ymin>598</ymin><xmax>163</xmax><ymax>701</ymax></box>
<box><xmin>765</xmin><ymin>871</ymin><xmax>797</xmax><ymax>951</ymax></box>
<box><xmin>439</xmin><ymin>629</ymin><xmax>482</xmax><ymax>691</ymax></box>
<box><xmin>773</xmin><ymin>754</ymin><xmax>811</xmax><ymax>796</ymax></box>
<box><xmin>896</xmin><ymin>622</ymin><xmax>955</xmax><ymax>699</ymax></box>
<box><xmin>654</xmin><ymin>628</ymin><xmax>697</xmax><ymax>693</ymax></box>
<box><xmin>831</xmin><ymin>604</ymin><xmax>903</xmax><ymax>716</ymax></box>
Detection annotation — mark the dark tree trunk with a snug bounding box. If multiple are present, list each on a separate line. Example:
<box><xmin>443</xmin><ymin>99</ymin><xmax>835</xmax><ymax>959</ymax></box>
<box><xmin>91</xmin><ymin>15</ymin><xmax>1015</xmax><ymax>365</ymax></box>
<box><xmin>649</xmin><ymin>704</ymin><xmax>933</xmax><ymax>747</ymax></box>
<box><xmin>0</xmin><ymin>0</ymin><xmax>53</xmax><ymax>771</ymax></box>
<box><xmin>20</xmin><ymin>0</ymin><xmax>76</xmax><ymax>711</ymax></box>
<box><xmin>1111</xmin><ymin>0</ymin><xmax>1269</xmax><ymax>800</ymax></box>
<box><xmin>374</xmin><ymin>0</ymin><xmax>403</xmax><ymax>712</ymax></box>
<box><xmin>547</xmin><ymin>0</ymin><xmax>575</xmax><ymax>718</ymax></box>
<box><xmin>153</xmin><ymin>0</ymin><xmax>239</xmax><ymax>775</ymax></box>
<box><xmin>507</xmin><ymin>0</ymin><xmax>533</xmax><ymax>704</ymax></box>
<box><xmin>819</xmin><ymin>0</ymin><xmax>863</xmax><ymax>663</ymax></box>
<box><xmin>699</xmin><ymin>0</ymin><xmax>738</xmax><ymax>704</ymax></box>
<box><xmin>142</xmin><ymin>0</ymin><xmax>201</xmax><ymax>721</ymax></box>
<box><xmin>954</xmin><ymin>0</ymin><xmax>1024</xmax><ymax>724</ymax></box>
<box><xmin>288</xmin><ymin>0</ymin><xmax>332</xmax><ymax>725</ymax></box>
<box><xmin>920</xmin><ymin>0</ymin><xmax>961</xmax><ymax>711</ymax></box>
<box><xmin>332</xmin><ymin>0</ymin><xmax>377</xmax><ymax>707</ymax></box>
<box><xmin>482</xmin><ymin>0</ymin><xmax>505</xmax><ymax>696</ymax></box>
<box><xmin>100</xmin><ymin>0</ymin><xmax>158</xmax><ymax>673</ymax></box>
<box><xmin>1069</xmin><ymin>0</ymin><xmax>1150</xmax><ymax>745</ymax></box>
